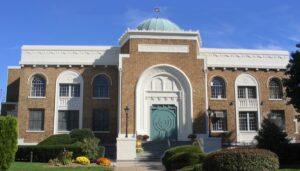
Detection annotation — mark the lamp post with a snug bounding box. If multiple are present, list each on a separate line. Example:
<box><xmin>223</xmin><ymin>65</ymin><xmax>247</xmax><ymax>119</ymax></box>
<box><xmin>124</xmin><ymin>106</ymin><xmax>130</xmax><ymax>138</ymax></box>
<box><xmin>207</xmin><ymin>107</ymin><xmax>214</xmax><ymax>137</ymax></box>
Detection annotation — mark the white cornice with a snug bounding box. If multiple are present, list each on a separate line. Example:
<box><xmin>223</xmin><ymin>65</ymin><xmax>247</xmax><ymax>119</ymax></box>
<box><xmin>200</xmin><ymin>48</ymin><xmax>289</xmax><ymax>69</ymax></box>
<box><xmin>119</xmin><ymin>29</ymin><xmax>202</xmax><ymax>48</ymax></box>
<box><xmin>20</xmin><ymin>45</ymin><xmax>120</xmax><ymax>66</ymax></box>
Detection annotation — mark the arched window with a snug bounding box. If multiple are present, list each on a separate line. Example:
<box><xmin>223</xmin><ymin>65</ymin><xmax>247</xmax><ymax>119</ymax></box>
<box><xmin>211</xmin><ymin>77</ymin><xmax>226</xmax><ymax>99</ymax></box>
<box><xmin>269</xmin><ymin>78</ymin><xmax>283</xmax><ymax>99</ymax></box>
<box><xmin>31</xmin><ymin>75</ymin><xmax>46</xmax><ymax>97</ymax></box>
<box><xmin>93</xmin><ymin>75</ymin><xmax>110</xmax><ymax>98</ymax></box>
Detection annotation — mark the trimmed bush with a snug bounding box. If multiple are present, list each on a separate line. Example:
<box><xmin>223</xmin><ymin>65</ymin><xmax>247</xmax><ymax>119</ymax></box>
<box><xmin>162</xmin><ymin>145</ymin><xmax>202</xmax><ymax>167</ymax></box>
<box><xmin>178</xmin><ymin>164</ymin><xmax>203</xmax><ymax>171</ymax></box>
<box><xmin>38</xmin><ymin>134</ymin><xmax>75</xmax><ymax>146</ymax></box>
<box><xmin>166</xmin><ymin>152</ymin><xmax>205</xmax><ymax>170</ymax></box>
<box><xmin>0</xmin><ymin>116</ymin><xmax>18</xmax><ymax>171</ymax></box>
<box><xmin>202</xmin><ymin>148</ymin><xmax>279</xmax><ymax>171</ymax></box>
<box><xmin>15</xmin><ymin>145</ymin><xmax>105</xmax><ymax>162</ymax></box>
<box><xmin>162</xmin><ymin>145</ymin><xmax>204</xmax><ymax>171</ymax></box>
<box><xmin>70</xmin><ymin>128</ymin><xmax>94</xmax><ymax>142</ymax></box>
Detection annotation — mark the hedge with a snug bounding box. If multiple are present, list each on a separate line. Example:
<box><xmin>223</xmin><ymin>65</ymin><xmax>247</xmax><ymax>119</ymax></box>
<box><xmin>70</xmin><ymin>128</ymin><xmax>94</xmax><ymax>142</ymax></box>
<box><xmin>166</xmin><ymin>152</ymin><xmax>205</xmax><ymax>170</ymax></box>
<box><xmin>38</xmin><ymin>134</ymin><xmax>76</xmax><ymax>146</ymax></box>
<box><xmin>178</xmin><ymin>164</ymin><xmax>203</xmax><ymax>171</ymax></box>
<box><xmin>202</xmin><ymin>148</ymin><xmax>279</xmax><ymax>171</ymax></box>
<box><xmin>162</xmin><ymin>145</ymin><xmax>203</xmax><ymax>167</ymax></box>
<box><xmin>162</xmin><ymin>145</ymin><xmax>204</xmax><ymax>171</ymax></box>
<box><xmin>0</xmin><ymin>116</ymin><xmax>18</xmax><ymax>171</ymax></box>
<box><xmin>15</xmin><ymin>145</ymin><xmax>105</xmax><ymax>163</ymax></box>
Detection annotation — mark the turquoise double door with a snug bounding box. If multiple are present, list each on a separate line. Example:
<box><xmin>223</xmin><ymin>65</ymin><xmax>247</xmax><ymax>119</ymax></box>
<box><xmin>150</xmin><ymin>104</ymin><xmax>177</xmax><ymax>141</ymax></box>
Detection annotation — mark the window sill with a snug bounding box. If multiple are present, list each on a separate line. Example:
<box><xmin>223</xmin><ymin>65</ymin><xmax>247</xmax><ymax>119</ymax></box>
<box><xmin>92</xmin><ymin>97</ymin><xmax>110</xmax><ymax>100</ymax></box>
<box><xmin>210</xmin><ymin>98</ymin><xmax>227</xmax><ymax>101</ymax></box>
<box><xmin>269</xmin><ymin>99</ymin><xmax>283</xmax><ymax>101</ymax></box>
<box><xmin>239</xmin><ymin>131</ymin><xmax>257</xmax><ymax>133</ymax></box>
<box><xmin>93</xmin><ymin>131</ymin><xmax>110</xmax><ymax>133</ymax></box>
<box><xmin>26</xmin><ymin>130</ymin><xmax>45</xmax><ymax>133</ymax></box>
<box><xmin>56</xmin><ymin>131</ymin><xmax>71</xmax><ymax>134</ymax></box>
<box><xmin>28</xmin><ymin>96</ymin><xmax>46</xmax><ymax>99</ymax></box>
<box><xmin>211</xmin><ymin>131</ymin><xmax>228</xmax><ymax>133</ymax></box>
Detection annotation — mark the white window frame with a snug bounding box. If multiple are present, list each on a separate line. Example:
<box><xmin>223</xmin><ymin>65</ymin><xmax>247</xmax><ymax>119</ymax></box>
<box><xmin>211</xmin><ymin>111</ymin><xmax>227</xmax><ymax>132</ymax></box>
<box><xmin>239</xmin><ymin>112</ymin><xmax>258</xmax><ymax>132</ymax></box>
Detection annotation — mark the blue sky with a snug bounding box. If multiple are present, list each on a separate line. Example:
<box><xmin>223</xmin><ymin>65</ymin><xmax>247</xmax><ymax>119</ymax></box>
<box><xmin>0</xmin><ymin>0</ymin><xmax>299</xmax><ymax>100</ymax></box>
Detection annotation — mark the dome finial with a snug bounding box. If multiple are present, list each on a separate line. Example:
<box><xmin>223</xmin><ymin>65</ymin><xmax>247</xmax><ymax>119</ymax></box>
<box><xmin>153</xmin><ymin>7</ymin><xmax>160</xmax><ymax>18</ymax></box>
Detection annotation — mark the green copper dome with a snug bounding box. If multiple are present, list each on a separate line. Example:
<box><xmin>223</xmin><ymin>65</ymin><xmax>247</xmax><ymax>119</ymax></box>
<box><xmin>137</xmin><ymin>18</ymin><xmax>181</xmax><ymax>31</ymax></box>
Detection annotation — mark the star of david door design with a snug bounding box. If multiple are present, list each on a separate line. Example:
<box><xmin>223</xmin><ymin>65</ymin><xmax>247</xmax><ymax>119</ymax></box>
<box><xmin>150</xmin><ymin>105</ymin><xmax>177</xmax><ymax>141</ymax></box>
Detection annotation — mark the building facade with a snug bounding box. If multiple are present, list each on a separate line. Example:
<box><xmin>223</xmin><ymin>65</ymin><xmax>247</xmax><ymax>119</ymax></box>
<box><xmin>2</xmin><ymin>18</ymin><xmax>299</xmax><ymax>159</ymax></box>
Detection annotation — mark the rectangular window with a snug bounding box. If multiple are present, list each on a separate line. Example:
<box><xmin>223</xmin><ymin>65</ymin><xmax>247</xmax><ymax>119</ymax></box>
<box><xmin>59</xmin><ymin>84</ymin><xmax>80</xmax><ymax>97</ymax></box>
<box><xmin>270</xmin><ymin>110</ymin><xmax>285</xmax><ymax>130</ymax></box>
<box><xmin>58</xmin><ymin>110</ymin><xmax>79</xmax><ymax>131</ymax></box>
<box><xmin>70</xmin><ymin>84</ymin><xmax>80</xmax><ymax>97</ymax></box>
<box><xmin>212</xmin><ymin>111</ymin><xmax>227</xmax><ymax>131</ymax></box>
<box><xmin>28</xmin><ymin>109</ymin><xmax>44</xmax><ymax>131</ymax></box>
<box><xmin>238</xmin><ymin>86</ymin><xmax>256</xmax><ymax>99</ymax></box>
<box><xmin>59</xmin><ymin>84</ymin><xmax>69</xmax><ymax>97</ymax></box>
<box><xmin>239</xmin><ymin>112</ymin><xmax>258</xmax><ymax>131</ymax></box>
<box><xmin>93</xmin><ymin>109</ymin><xmax>109</xmax><ymax>131</ymax></box>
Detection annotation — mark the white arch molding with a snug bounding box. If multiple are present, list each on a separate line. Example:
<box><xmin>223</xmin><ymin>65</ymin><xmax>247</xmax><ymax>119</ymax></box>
<box><xmin>235</xmin><ymin>73</ymin><xmax>261</xmax><ymax>143</ymax></box>
<box><xmin>135</xmin><ymin>64</ymin><xmax>193</xmax><ymax>141</ymax></box>
<box><xmin>53</xmin><ymin>70</ymin><xmax>84</xmax><ymax>134</ymax></box>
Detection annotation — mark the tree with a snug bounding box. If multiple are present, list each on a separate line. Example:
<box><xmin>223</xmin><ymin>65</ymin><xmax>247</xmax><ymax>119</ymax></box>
<box><xmin>283</xmin><ymin>43</ymin><xmax>300</xmax><ymax>118</ymax></box>
<box><xmin>255</xmin><ymin>117</ymin><xmax>289</xmax><ymax>155</ymax></box>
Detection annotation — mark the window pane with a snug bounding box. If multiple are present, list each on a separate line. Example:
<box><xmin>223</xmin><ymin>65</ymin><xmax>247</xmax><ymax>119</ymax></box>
<box><xmin>270</xmin><ymin>110</ymin><xmax>285</xmax><ymax>130</ymax></box>
<box><xmin>269</xmin><ymin>79</ymin><xmax>283</xmax><ymax>99</ymax></box>
<box><xmin>31</xmin><ymin>75</ymin><xmax>46</xmax><ymax>97</ymax></box>
<box><xmin>212</xmin><ymin>111</ymin><xmax>227</xmax><ymax>131</ymax></box>
<box><xmin>58</xmin><ymin>110</ymin><xmax>79</xmax><ymax>131</ymax></box>
<box><xmin>249</xmin><ymin>112</ymin><xmax>258</xmax><ymax>130</ymax></box>
<box><xmin>211</xmin><ymin>77</ymin><xmax>225</xmax><ymax>98</ymax></box>
<box><xmin>93</xmin><ymin>75</ymin><xmax>109</xmax><ymax>97</ymax></box>
<box><xmin>247</xmin><ymin>87</ymin><xmax>257</xmax><ymax>99</ymax></box>
<box><xmin>59</xmin><ymin>84</ymin><xmax>69</xmax><ymax>97</ymax></box>
<box><xmin>29</xmin><ymin>110</ymin><xmax>44</xmax><ymax>131</ymax></box>
<box><xmin>71</xmin><ymin>84</ymin><xmax>80</xmax><ymax>97</ymax></box>
<box><xmin>239</xmin><ymin>112</ymin><xmax>248</xmax><ymax>131</ymax></box>
<box><xmin>93</xmin><ymin>109</ymin><xmax>109</xmax><ymax>131</ymax></box>
<box><xmin>238</xmin><ymin>87</ymin><xmax>246</xmax><ymax>98</ymax></box>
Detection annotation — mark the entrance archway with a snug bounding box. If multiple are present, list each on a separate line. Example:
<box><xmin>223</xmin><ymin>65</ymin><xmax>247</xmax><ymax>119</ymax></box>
<box><xmin>135</xmin><ymin>64</ymin><xmax>193</xmax><ymax>141</ymax></box>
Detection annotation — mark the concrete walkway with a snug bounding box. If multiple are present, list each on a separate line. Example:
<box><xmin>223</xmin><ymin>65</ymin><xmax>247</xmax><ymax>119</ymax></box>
<box><xmin>114</xmin><ymin>161</ymin><xmax>164</xmax><ymax>171</ymax></box>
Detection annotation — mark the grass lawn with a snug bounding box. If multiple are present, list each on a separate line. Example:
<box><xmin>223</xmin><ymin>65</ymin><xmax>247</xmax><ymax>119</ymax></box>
<box><xmin>8</xmin><ymin>162</ymin><xmax>112</xmax><ymax>171</ymax></box>
<box><xmin>278</xmin><ymin>164</ymin><xmax>300</xmax><ymax>171</ymax></box>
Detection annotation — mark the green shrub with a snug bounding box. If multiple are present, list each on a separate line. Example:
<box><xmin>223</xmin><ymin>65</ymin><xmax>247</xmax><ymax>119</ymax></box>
<box><xmin>15</xmin><ymin>145</ymin><xmax>105</xmax><ymax>163</ymax></box>
<box><xmin>78</xmin><ymin>137</ymin><xmax>102</xmax><ymax>160</ymax></box>
<box><xmin>178</xmin><ymin>164</ymin><xmax>203</xmax><ymax>171</ymax></box>
<box><xmin>202</xmin><ymin>148</ymin><xmax>279</xmax><ymax>171</ymax></box>
<box><xmin>255</xmin><ymin>117</ymin><xmax>289</xmax><ymax>162</ymax></box>
<box><xmin>166</xmin><ymin>152</ymin><xmax>205</xmax><ymax>170</ymax></box>
<box><xmin>38</xmin><ymin>134</ymin><xmax>75</xmax><ymax>146</ymax></box>
<box><xmin>70</xmin><ymin>128</ymin><xmax>94</xmax><ymax>142</ymax></box>
<box><xmin>15</xmin><ymin>145</ymin><xmax>84</xmax><ymax>162</ymax></box>
<box><xmin>162</xmin><ymin>145</ymin><xmax>204</xmax><ymax>171</ymax></box>
<box><xmin>162</xmin><ymin>145</ymin><xmax>202</xmax><ymax>168</ymax></box>
<box><xmin>0</xmin><ymin>116</ymin><xmax>18</xmax><ymax>171</ymax></box>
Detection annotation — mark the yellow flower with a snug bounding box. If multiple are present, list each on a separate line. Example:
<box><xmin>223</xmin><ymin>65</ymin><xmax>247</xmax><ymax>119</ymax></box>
<box><xmin>75</xmin><ymin>156</ymin><xmax>90</xmax><ymax>165</ymax></box>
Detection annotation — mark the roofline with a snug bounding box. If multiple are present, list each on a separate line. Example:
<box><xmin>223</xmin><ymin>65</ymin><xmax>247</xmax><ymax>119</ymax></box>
<box><xmin>22</xmin><ymin>45</ymin><xmax>119</xmax><ymax>51</ymax></box>
<box><xmin>119</xmin><ymin>29</ymin><xmax>201</xmax><ymax>47</ymax></box>
<box><xmin>200</xmin><ymin>48</ymin><xmax>289</xmax><ymax>55</ymax></box>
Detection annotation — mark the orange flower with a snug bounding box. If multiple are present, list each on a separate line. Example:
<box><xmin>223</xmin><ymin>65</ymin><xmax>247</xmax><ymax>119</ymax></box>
<box><xmin>96</xmin><ymin>157</ymin><xmax>111</xmax><ymax>167</ymax></box>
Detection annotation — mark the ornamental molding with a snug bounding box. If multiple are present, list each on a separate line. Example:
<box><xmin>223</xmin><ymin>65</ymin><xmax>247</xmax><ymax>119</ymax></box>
<box><xmin>200</xmin><ymin>48</ymin><xmax>289</xmax><ymax>69</ymax></box>
<box><xmin>138</xmin><ymin>44</ymin><xmax>189</xmax><ymax>53</ymax></box>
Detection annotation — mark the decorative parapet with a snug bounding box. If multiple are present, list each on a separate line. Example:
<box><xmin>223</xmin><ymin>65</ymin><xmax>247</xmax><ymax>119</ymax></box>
<box><xmin>200</xmin><ymin>48</ymin><xmax>289</xmax><ymax>69</ymax></box>
<box><xmin>20</xmin><ymin>45</ymin><xmax>120</xmax><ymax>66</ymax></box>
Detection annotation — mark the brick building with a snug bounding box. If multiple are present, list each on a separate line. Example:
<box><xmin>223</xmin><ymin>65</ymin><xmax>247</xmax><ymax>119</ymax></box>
<box><xmin>2</xmin><ymin>17</ymin><xmax>299</xmax><ymax>160</ymax></box>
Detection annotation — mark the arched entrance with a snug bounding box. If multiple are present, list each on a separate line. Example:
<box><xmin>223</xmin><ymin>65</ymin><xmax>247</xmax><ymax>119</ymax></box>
<box><xmin>136</xmin><ymin>64</ymin><xmax>193</xmax><ymax>141</ymax></box>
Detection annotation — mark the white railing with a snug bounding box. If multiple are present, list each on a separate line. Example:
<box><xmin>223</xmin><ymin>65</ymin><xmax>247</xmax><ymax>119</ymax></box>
<box><xmin>237</xmin><ymin>99</ymin><xmax>258</xmax><ymax>108</ymax></box>
<box><xmin>59</xmin><ymin>97</ymin><xmax>80</xmax><ymax>108</ymax></box>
